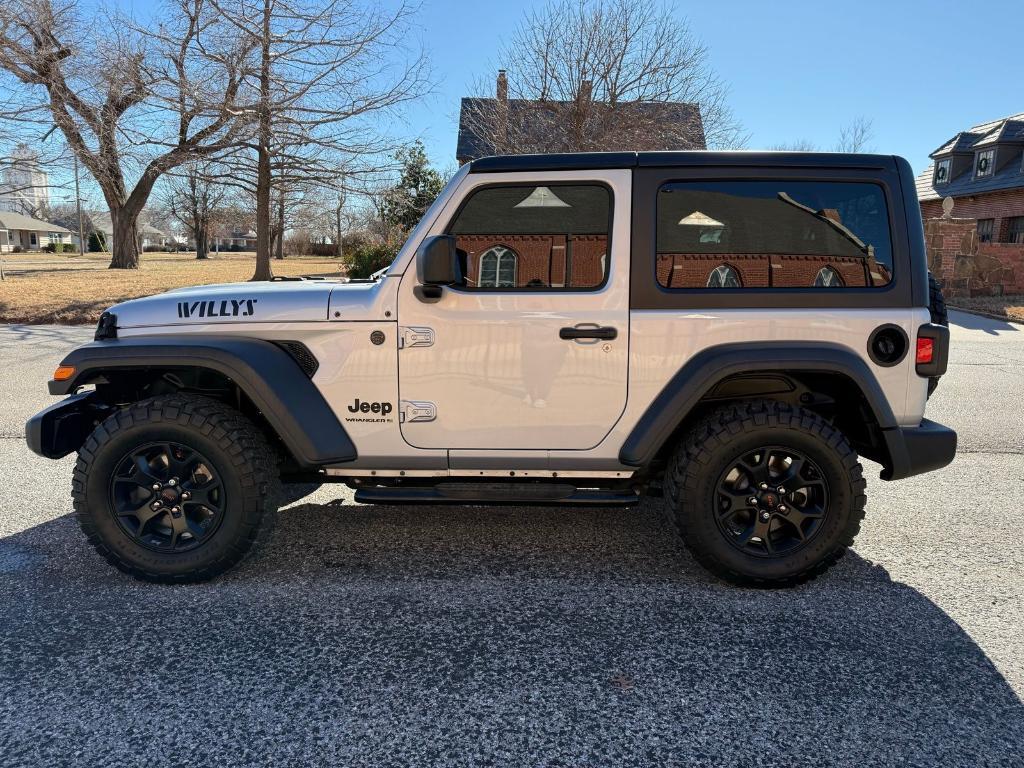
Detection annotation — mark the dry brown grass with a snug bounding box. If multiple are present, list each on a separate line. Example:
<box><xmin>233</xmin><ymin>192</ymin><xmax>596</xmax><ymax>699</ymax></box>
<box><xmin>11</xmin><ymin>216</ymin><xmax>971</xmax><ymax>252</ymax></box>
<box><xmin>0</xmin><ymin>251</ymin><xmax>346</xmax><ymax>324</ymax></box>
<box><xmin>950</xmin><ymin>294</ymin><xmax>1024</xmax><ymax>323</ymax></box>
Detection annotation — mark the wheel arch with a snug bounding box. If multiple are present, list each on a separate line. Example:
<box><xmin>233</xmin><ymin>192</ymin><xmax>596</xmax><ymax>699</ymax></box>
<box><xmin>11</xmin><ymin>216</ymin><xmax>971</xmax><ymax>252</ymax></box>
<box><xmin>619</xmin><ymin>342</ymin><xmax>898</xmax><ymax>475</ymax></box>
<box><xmin>46</xmin><ymin>335</ymin><xmax>356</xmax><ymax>468</ymax></box>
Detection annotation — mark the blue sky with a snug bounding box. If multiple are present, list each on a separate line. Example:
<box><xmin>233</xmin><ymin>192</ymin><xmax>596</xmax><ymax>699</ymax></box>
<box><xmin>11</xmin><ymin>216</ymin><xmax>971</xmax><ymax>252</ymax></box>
<box><xmin>52</xmin><ymin>0</ymin><xmax>1024</xmax><ymax>207</ymax></box>
<box><xmin>403</xmin><ymin>0</ymin><xmax>1023</xmax><ymax>175</ymax></box>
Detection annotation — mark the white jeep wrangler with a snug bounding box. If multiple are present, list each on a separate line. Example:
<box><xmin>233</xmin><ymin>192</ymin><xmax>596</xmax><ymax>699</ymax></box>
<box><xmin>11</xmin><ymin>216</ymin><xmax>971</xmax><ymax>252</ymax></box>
<box><xmin>27</xmin><ymin>152</ymin><xmax>955</xmax><ymax>586</ymax></box>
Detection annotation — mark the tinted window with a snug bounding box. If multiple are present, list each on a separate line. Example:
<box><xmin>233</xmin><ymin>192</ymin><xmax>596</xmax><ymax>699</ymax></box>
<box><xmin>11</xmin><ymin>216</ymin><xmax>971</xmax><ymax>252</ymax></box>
<box><xmin>656</xmin><ymin>181</ymin><xmax>893</xmax><ymax>289</ymax></box>
<box><xmin>447</xmin><ymin>184</ymin><xmax>610</xmax><ymax>290</ymax></box>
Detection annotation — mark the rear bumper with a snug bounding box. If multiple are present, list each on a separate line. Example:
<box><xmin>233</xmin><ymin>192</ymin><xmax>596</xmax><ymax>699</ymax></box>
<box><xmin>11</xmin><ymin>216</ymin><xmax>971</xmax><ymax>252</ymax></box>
<box><xmin>880</xmin><ymin>419</ymin><xmax>957</xmax><ymax>480</ymax></box>
<box><xmin>26</xmin><ymin>392</ymin><xmax>109</xmax><ymax>459</ymax></box>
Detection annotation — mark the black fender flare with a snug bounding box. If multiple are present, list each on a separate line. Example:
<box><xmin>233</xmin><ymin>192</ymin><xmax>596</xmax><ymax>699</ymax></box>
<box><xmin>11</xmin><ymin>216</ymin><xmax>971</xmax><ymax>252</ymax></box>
<box><xmin>618</xmin><ymin>341</ymin><xmax>897</xmax><ymax>468</ymax></box>
<box><xmin>47</xmin><ymin>335</ymin><xmax>356</xmax><ymax>467</ymax></box>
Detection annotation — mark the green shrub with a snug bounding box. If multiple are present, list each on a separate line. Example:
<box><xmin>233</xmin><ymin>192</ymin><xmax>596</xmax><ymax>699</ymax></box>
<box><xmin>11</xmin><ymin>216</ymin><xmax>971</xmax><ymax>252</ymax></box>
<box><xmin>343</xmin><ymin>243</ymin><xmax>398</xmax><ymax>279</ymax></box>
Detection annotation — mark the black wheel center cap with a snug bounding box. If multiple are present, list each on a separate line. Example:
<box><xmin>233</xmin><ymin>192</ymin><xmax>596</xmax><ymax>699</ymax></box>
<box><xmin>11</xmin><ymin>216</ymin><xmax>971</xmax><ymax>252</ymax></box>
<box><xmin>761</xmin><ymin>493</ymin><xmax>778</xmax><ymax>508</ymax></box>
<box><xmin>160</xmin><ymin>487</ymin><xmax>180</xmax><ymax>504</ymax></box>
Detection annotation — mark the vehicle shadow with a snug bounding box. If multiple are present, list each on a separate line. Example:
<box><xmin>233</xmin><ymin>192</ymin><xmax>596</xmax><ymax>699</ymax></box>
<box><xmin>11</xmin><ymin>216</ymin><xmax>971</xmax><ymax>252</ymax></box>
<box><xmin>1</xmin><ymin>499</ymin><xmax>1022</xmax><ymax>766</ymax></box>
<box><xmin>949</xmin><ymin>308</ymin><xmax>1021</xmax><ymax>335</ymax></box>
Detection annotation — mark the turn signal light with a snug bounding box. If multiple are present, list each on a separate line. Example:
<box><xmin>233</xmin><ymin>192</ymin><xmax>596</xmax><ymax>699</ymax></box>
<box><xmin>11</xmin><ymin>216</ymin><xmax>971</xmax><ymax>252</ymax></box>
<box><xmin>52</xmin><ymin>365</ymin><xmax>76</xmax><ymax>381</ymax></box>
<box><xmin>916</xmin><ymin>337</ymin><xmax>934</xmax><ymax>365</ymax></box>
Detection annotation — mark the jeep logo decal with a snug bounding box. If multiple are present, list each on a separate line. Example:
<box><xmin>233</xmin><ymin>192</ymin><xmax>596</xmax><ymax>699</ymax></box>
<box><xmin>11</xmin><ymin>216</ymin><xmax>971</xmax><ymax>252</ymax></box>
<box><xmin>177</xmin><ymin>299</ymin><xmax>258</xmax><ymax>319</ymax></box>
<box><xmin>344</xmin><ymin>398</ymin><xmax>394</xmax><ymax>424</ymax></box>
<box><xmin>347</xmin><ymin>399</ymin><xmax>392</xmax><ymax>416</ymax></box>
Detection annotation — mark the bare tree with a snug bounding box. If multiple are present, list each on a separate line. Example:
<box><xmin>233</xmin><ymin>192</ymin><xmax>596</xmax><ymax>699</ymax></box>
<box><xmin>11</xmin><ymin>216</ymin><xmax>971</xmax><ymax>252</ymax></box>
<box><xmin>462</xmin><ymin>0</ymin><xmax>746</xmax><ymax>156</ymax></box>
<box><xmin>768</xmin><ymin>139</ymin><xmax>819</xmax><ymax>152</ymax></box>
<box><xmin>162</xmin><ymin>162</ymin><xmax>227</xmax><ymax>259</ymax></box>
<box><xmin>835</xmin><ymin>117</ymin><xmax>875</xmax><ymax>153</ymax></box>
<box><xmin>207</xmin><ymin>0</ymin><xmax>429</xmax><ymax>280</ymax></box>
<box><xmin>0</xmin><ymin>0</ymin><xmax>255</xmax><ymax>268</ymax></box>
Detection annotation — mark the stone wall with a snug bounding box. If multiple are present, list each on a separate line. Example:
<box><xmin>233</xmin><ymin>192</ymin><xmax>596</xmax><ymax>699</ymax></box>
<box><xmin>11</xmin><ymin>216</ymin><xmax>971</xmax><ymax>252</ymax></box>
<box><xmin>924</xmin><ymin>217</ymin><xmax>1024</xmax><ymax>297</ymax></box>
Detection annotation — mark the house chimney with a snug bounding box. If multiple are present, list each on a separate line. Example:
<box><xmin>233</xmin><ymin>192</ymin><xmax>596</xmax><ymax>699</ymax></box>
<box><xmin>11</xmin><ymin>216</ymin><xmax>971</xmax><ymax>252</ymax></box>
<box><xmin>496</xmin><ymin>69</ymin><xmax>508</xmax><ymax>103</ymax></box>
<box><xmin>495</xmin><ymin>70</ymin><xmax>509</xmax><ymax>152</ymax></box>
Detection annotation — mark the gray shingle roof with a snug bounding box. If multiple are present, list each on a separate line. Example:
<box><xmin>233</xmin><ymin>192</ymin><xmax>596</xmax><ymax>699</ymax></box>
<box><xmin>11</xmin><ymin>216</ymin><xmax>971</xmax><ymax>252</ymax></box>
<box><xmin>456</xmin><ymin>98</ymin><xmax>706</xmax><ymax>162</ymax></box>
<box><xmin>917</xmin><ymin>112</ymin><xmax>1024</xmax><ymax>201</ymax></box>
<box><xmin>0</xmin><ymin>212</ymin><xmax>70</xmax><ymax>233</ymax></box>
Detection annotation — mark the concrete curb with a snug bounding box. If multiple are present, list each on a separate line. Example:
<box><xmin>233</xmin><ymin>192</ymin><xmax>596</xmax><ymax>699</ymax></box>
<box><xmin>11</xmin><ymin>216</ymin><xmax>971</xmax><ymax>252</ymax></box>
<box><xmin>949</xmin><ymin>305</ymin><xmax>1024</xmax><ymax>326</ymax></box>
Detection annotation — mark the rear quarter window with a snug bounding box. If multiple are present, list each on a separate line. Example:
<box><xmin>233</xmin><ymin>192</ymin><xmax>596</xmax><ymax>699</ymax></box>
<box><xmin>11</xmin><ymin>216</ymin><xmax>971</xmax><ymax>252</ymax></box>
<box><xmin>656</xmin><ymin>180</ymin><xmax>893</xmax><ymax>289</ymax></box>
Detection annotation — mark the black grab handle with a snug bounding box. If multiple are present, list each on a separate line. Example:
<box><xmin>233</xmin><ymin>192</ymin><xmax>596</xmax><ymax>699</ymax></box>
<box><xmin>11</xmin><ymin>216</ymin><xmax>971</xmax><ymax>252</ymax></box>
<box><xmin>559</xmin><ymin>326</ymin><xmax>618</xmax><ymax>341</ymax></box>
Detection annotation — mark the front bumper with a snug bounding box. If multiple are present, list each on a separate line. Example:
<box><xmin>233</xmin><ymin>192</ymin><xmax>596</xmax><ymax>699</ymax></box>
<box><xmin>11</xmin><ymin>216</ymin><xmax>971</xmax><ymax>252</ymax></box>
<box><xmin>880</xmin><ymin>419</ymin><xmax>957</xmax><ymax>480</ymax></box>
<box><xmin>26</xmin><ymin>392</ymin><xmax>109</xmax><ymax>459</ymax></box>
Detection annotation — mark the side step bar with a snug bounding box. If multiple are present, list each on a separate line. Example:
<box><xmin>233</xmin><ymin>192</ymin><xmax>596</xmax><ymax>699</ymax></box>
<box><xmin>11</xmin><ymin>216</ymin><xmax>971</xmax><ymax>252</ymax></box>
<box><xmin>353</xmin><ymin>482</ymin><xmax>640</xmax><ymax>507</ymax></box>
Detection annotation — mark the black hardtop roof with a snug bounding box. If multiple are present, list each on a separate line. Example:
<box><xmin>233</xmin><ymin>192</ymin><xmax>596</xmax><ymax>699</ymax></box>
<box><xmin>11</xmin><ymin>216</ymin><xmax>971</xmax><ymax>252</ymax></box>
<box><xmin>469</xmin><ymin>151</ymin><xmax>899</xmax><ymax>173</ymax></box>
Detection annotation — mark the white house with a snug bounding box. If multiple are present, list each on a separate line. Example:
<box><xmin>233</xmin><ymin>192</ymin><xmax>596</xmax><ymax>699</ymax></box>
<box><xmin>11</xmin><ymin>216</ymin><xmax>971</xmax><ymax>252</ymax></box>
<box><xmin>89</xmin><ymin>211</ymin><xmax>171</xmax><ymax>250</ymax></box>
<box><xmin>0</xmin><ymin>212</ymin><xmax>71</xmax><ymax>253</ymax></box>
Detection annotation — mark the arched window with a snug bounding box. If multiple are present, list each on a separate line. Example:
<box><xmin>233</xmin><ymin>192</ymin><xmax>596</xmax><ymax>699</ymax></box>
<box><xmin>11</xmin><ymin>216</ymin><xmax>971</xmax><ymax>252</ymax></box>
<box><xmin>814</xmin><ymin>266</ymin><xmax>844</xmax><ymax>287</ymax></box>
<box><xmin>479</xmin><ymin>246</ymin><xmax>518</xmax><ymax>288</ymax></box>
<box><xmin>706</xmin><ymin>264</ymin><xmax>741</xmax><ymax>288</ymax></box>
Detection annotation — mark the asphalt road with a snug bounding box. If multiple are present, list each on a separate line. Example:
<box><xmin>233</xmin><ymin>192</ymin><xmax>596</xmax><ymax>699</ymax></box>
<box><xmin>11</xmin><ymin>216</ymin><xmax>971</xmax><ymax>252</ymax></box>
<box><xmin>1</xmin><ymin>312</ymin><xmax>1022</xmax><ymax>767</ymax></box>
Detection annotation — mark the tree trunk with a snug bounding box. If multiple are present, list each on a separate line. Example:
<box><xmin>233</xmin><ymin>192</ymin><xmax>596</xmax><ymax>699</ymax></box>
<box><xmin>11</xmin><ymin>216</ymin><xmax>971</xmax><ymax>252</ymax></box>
<box><xmin>274</xmin><ymin>193</ymin><xmax>285</xmax><ymax>260</ymax></box>
<box><xmin>195</xmin><ymin>222</ymin><xmax>208</xmax><ymax>259</ymax></box>
<box><xmin>251</xmin><ymin>0</ymin><xmax>274</xmax><ymax>282</ymax></box>
<box><xmin>108</xmin><ymin>206</ymin><xmax>141</xmax><ymax>269</ymax></box>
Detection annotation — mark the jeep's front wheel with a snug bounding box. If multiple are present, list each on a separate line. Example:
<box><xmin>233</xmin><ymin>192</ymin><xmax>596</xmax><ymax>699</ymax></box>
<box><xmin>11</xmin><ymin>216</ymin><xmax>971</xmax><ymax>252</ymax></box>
<box><xmin>664</xmin><ymin>400</ymin><xmax>866</xmax><ymax>587</ymax></box>
<box><xmin>73</xmin><ymin>395</ymin><xmax>280</xmax><ymax>583</ymax></box>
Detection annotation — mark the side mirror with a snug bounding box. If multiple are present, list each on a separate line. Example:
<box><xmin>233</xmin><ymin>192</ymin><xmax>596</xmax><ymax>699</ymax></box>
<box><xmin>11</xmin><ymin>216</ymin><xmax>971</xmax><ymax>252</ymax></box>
<box><xmin>415</xmin><ymin>235</ymin><xmax>462</xmax><ymax>300</ymax></box>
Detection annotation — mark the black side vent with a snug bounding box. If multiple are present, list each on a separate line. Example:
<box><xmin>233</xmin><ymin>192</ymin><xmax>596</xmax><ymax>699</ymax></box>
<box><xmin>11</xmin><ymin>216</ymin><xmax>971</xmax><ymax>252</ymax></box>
<box><xmin>275</xmin><ymin>341</ymin><xmax>319</xmax><ymax>378</ymax></box>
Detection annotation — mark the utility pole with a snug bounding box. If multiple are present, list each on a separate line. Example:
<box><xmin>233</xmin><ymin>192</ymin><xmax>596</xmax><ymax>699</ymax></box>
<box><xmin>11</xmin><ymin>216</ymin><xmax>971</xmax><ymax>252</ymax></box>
<box><xmin>73</xmin><ymin>155</ymin><xmax>84</xmax><ymax>256</ymax></box>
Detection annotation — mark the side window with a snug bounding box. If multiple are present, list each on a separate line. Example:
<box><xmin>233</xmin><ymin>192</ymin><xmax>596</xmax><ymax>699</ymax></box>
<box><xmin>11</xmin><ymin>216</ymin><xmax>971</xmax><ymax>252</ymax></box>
<box><xmin>447</xmin><ymin>184</ymin><xmax>611</xmax><ymax>290</ymax></box>
<box><xmin>656</xmin><ymin>180</ymin><xmax>893</xmax><ymax>289</ymax></box>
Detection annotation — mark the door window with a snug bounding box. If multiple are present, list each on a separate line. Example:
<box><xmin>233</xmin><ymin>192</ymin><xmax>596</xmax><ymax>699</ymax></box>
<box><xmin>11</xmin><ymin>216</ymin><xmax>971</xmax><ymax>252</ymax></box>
<box><xmin>447</xmin><ymin>184</ymin><xmax>611</xmax><ymax>290</ymax></box>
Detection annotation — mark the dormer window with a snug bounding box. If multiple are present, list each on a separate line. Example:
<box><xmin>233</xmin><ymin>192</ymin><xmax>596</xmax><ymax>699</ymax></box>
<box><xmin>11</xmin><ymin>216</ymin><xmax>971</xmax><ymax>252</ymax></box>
<box><xmin>934</xmin><ymin>158</ymin><xmax>951</xmax><ymax>184</ymax></box>
<box><xmin>976</xmin><ymin>149</ymin><xmax>995</xmax><ymax>178</ymax></box>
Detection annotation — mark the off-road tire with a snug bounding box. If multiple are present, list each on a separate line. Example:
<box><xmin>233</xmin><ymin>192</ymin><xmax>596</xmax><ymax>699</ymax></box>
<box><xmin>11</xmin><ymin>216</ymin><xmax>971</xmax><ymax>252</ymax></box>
<box><xmin>927</xmin><ymin>272</ymin><xmax>948</xmax><ymax>396</ymax></box>
<box><xmin>72</xmin><ymin>395</ymin><xmax>281</xmax><ymax>583</ymax></box>
<box><xmin>664</xmin><ymin>400</ymin><xmax>867</xmax><ymax>587</ymax></box>
<box><xmin>928</xmin><ymin>271</ymin><xmax>948</xmax><ymax>326</ymax></box>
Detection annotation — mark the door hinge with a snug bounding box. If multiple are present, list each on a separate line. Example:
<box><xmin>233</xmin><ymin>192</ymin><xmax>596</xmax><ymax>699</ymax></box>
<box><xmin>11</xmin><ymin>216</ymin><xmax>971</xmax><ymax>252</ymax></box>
<box><xmin>398</xmin><ymin>326</ymin><xmax>434</xmax><ymax>349</ymax></box>
<box><xmin>399</xmin><ymin>400</ymin><xmax>436</xmax><ymax>423</ymax></box>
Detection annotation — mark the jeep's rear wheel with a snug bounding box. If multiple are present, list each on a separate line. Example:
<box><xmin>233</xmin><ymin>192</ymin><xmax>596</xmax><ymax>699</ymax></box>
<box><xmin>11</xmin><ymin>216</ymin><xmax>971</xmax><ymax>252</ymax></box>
<box><xmin>73</xmin><ymin>395</ymin><xmax>280</xmax><ymax>583</ymax></box>
<box><xmin>664</xmin><ymin>400</ymin><xmax>866</xmax><ymax>587</ymax></box>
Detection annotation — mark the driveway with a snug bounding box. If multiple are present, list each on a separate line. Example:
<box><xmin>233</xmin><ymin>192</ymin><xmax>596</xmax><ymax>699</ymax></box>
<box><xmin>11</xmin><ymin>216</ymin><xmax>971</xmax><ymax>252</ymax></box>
<box><xmin>1</xmin><ymin>312</ymin><xmax>1022</xmax><ymax>766</ymax></box>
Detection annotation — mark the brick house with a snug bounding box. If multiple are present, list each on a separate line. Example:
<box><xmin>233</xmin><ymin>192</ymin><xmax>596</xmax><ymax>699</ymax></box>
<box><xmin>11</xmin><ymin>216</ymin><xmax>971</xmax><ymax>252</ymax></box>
<box><xmin>917</xmin><ymin>113</ymin><xmax>1024</xmax><ymax>295</ymax></box>
<box><xmin>456</xmin><ymin>71</ymin><xmax>706</xmax><ymax>165</ymax></box>
<box><xmin>917</xmin><ymin>113</ymin><xmax>1024</xmax><ymax>242</ymax></box>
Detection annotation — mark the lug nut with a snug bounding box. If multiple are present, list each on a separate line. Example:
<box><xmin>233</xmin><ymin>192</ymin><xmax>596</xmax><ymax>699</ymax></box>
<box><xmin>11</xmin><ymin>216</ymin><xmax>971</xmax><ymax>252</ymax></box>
<box><xmin>759</xmin><ymin>511</ymin><xmax>770</xmax><ymax>521</ymax></box>
<box><xmin>150</xmin><ymin>501</ymin><xmax>162</xmax><ymax>510</ymax></box>
<box><xmin>168</xmin><ymin>478</ymin><xmax>177</xmax><ymax>487</ymax></box>
<box><xmin>748</xmin><ymin>497</ymin><xmax>758</xmax><ymax>505</ymax></box>
<box><xmin>779</xmin><ymin>505</ymin><xmax>787</xmax><ymax>513</ymax></box>
<box><xmin>777</xmin><ymin>486</ymin><xmax>787</xmax><ymax>494</ymax></box>
<box><xmin>759</xmin><ymin>483</ymin><xmax>768</xmax><ymax>490</ymax></box>
<box><xmin>171</xmin><ymin>506</ymin><xmax>181</xmax><ymax>514</ymax></box>
<box><xmin>181</xmin><ymin>491</ymin><xmax>191</xmax><ymax>500</ymax></box>
<box><xmin>151</xmin><ymin>483</ymin><xmax>161</xmax><ymax>491</ymax></box>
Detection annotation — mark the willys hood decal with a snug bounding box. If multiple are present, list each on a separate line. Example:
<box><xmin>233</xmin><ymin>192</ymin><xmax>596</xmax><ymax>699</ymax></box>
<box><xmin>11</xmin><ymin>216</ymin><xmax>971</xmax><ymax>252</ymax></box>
<box><xmin>108</xmin><ymin>279</ymin><xmax>382</xmax><ymax>328</ymax></box>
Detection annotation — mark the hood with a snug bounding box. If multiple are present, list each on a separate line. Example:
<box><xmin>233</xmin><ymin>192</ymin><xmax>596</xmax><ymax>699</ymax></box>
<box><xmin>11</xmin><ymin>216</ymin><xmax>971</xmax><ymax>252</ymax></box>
<box><xmin>111</xmin><ymin>279</ymin><xmax>344</xmax><ymax>328</ymax></box>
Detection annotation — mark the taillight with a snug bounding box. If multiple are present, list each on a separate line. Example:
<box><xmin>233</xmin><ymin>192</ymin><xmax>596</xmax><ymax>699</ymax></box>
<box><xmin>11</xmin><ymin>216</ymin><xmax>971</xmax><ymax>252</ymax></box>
<box><xmin>916</xmin><ymin>337</ymin><xmax>934</xmax><ymax>365</ymax></box>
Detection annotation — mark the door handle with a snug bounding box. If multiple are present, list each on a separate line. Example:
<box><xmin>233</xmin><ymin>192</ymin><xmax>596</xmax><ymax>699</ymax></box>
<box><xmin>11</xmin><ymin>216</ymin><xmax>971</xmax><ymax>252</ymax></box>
<box><xmin>559</xmin><ymin>326</ymin><xmax>618</xmax><ymax>340</ymax></box>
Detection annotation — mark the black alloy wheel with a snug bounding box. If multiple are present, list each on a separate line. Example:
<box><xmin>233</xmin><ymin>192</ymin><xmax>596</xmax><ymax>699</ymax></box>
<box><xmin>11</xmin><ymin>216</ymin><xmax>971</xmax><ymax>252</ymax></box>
<box><xmin>109</xmin><ymin>442</ymin><xmax>225</xmax><ymax>552</ymax></box>
<box><xmin>713</xmin><ymin>446</ymin><xmax>829</xmax><ymax>558</ymax></box>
